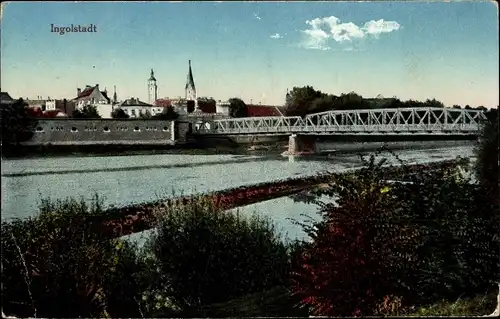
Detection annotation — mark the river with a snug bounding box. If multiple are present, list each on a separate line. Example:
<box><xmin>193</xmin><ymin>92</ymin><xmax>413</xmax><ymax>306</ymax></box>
<box><xmin>1</xmin><ymin>140</ymin><xmax>477</xmax><ymax>242</ymax></box>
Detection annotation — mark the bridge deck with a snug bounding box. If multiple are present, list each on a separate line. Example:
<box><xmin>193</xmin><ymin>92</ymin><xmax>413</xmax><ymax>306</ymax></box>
<box><xmin>191</xmin><ymin>107</ymin><xmax>486</xmax><ymax>136</ymax></box>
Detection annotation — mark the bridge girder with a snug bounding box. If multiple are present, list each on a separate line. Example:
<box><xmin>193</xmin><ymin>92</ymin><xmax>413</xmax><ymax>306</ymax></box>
<box><xmin>193</xmin><ymin>107</ymin><xmax>488</xmax><ymax>135</ymax></box>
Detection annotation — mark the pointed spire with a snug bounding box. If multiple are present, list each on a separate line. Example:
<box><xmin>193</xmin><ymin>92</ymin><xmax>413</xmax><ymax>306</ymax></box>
<box><xmin>113</xmin><ymin>85</ymin><xmax>117</xmax><ymax>104</ymax></box>
<box><xmin>149</xmin><ymin>69</ymin><xmax>156</xmax><ymax>81</ymax></box>
<box><xmin>185</xmin><ymin>60</ymin><xmax>195</xmax><ymax>91</ymax></box>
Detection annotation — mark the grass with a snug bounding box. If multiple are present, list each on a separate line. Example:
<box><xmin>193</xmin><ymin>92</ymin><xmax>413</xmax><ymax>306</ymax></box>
<box><xmin>410</xmin><ymin>290</ymin><xmax>498</xmax><ymax>316</ymax></box>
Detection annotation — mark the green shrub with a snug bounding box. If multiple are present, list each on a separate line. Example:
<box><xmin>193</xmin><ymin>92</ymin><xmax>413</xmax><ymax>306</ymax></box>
<box><xmin>1</xmin><ymin>195</ymin><xmax>133</xmax><ymax>318</ymax></box>
<box><xmin>291</xmin><ymin>154</ymin><xmax>499</xmax><ymax>316</ymax></box>
<box><xmin>145</xmin><ymin>197</ymin><xmax>293</xmax><ymax>315</ymax></box>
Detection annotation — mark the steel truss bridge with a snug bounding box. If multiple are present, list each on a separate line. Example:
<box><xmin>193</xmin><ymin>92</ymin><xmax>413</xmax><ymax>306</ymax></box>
<box><xmin>193</xmin><ymin>107</ymin><xmax>487</xmax><ymax>136</ymax></box>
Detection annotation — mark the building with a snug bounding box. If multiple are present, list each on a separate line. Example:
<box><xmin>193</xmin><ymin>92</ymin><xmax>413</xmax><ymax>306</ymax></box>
<box><xmin>155</xmin><ymin>98</ymin><xmax>172</xmax><ymax>108</ymax></box>
<box><xmin>45</xmin><ymin>99</ymin><xmax>77</xmax><ymax>116</ymax></box>
<box><xmin>25</xmin><ymin>97</ymin><xmax>49</xmax><ymax>110</ymax></box>
<box><xmin>116</xmin><ymin>97</ymin><xmax>164</xmax><ymax>118</ymax></box>
<box><xmin>246</xmin><ymin>104</ymin><xmax>284</xmax><ymax>117</ymax></box>
<box><xmin>185</xmin><ymin>60</ymin><xmax>198</xmax><ymax>111</ymax></box>
<box><xmin>73</xmin><ymin>84</ymin><xmax>113</xmax><ymax>118</ymax></box>
<box><xmin>148</xmin><ymin>69</ymin><xmax>158</xmax><ymax>105</ymax></box>
<box><xmin>216</xmin><ymin>100</ymin><xmax>230</xmax><ymax>115</ymax></box>
<box><xmin>0</xmin><ymin>92</ymin><xmax>14</xmax><ymax>108</ymax></box>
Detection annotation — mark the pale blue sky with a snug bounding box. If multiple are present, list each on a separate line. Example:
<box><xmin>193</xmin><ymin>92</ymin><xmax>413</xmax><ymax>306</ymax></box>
<box><xmin>1</xmin><ymin>1</ymin><xmax>498</xmax><ymax>107</ymax></box>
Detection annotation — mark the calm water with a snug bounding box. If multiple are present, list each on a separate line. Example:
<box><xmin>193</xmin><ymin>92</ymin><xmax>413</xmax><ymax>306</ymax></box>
<box><xmin>1</xmin><ymin>141</ymin><xmax>476</xmax><ymax>241</ymax></box>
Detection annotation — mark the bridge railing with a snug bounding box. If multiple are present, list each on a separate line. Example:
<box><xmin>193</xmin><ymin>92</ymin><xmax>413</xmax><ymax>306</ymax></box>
<box><xmin>192</xmin><ymin>107</ymin><xmax>487</xmax><ymax>135</ymax></box>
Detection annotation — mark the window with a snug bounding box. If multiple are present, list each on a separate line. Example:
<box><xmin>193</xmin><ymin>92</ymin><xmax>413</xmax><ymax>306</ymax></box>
<box><xmin>163</xmin><ymin>126</ymin><xmax>169</xmax><ymax>131</ymax></box>
<box><xmin>35</xmin><ymin>127</ymin><xmax>44</xmax><ymax>132</ymax></box>
<box><xmin>134</xmin><ymin>126</ymin><xmax>140</xmax><ymax>132</ymax></box>
<box><xmin>131</xmin><ymin>109</ymin><xmax>136</xmax><ymax>117</ymax></box>
<box><xmin>103</xmin><ymin>127</ymin><xmax>110</xmax><ymax>132</ymax></box>
<box><xmin>71</xmin><ymin>127</ymin><xmax>78</xmax><ymax>132</ymax></box>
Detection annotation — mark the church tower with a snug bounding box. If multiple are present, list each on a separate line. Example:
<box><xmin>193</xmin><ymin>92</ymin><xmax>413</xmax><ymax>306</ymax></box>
<box><xmin>185</xmin><ymin>60</ymin><xmax>197</xmax><ymax>107</ymax></box>
<box><xmin>148</xmin><ymin>69</ymin><xmax>158</xmax><ymax>105</ymax></box>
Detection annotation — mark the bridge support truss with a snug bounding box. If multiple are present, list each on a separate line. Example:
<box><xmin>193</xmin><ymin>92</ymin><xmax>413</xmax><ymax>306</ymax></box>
<box><xmin>194</xmin><ymin>107</ymin><xmax>487</xmax><ymax>136</ymax></box>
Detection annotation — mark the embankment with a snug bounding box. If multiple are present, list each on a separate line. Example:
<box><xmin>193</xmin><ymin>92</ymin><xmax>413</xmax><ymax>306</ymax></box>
<box><xmin>94</xmin><ymin>158</ymin><xmax>468</xmax><ymax>238</ymax></box>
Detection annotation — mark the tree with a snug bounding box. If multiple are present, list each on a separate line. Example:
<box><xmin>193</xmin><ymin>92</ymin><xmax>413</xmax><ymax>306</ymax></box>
<box><xmin>197</xmin><ymin>98</ymin><xmax>217</xmax><ymax>113</ymax></box>
<box><xmin>153</xmin><ymin>106</ymin><xmax>179</xmax><ymax>120</ymax></box>
<box><xmin>139</xmin><ymin>109</ymin><xmax>152</xmax><ymax>119</ymax></box>
<box><xmin>453</xmin><ymin>105</ymin><xmax>462</xmax><ymax>109</ymax></box>
<box><xmin>286</xmin><ymin>86</ymin><xmax>326</xmax><ymax>117</ymax></box>
<box><xmin>336</xmin><ymin>92</ymin><xmax>367</xmax><ymax>110</ymax></box>
<box><xmin>72</xmin><ymin>105</ymin><xmax>101</xmax><ymax>119</ymax></box>
<box><xmin>186</xmin><ymin>100</ymin><xmax>196</xmax><ymax>114</ymax></box>
<box><xmin>111</xmin><ymin>108</ymin><xmax>129</xmax><ymax>119</ymax></box>
<box><xmin>423</xmin><ymin>98</ymin><xmax>445</xmax><ymax>108</ymax></box>
<box><xmin>309</xmin><ymin>95</ymin><xmax>337</xmax><ymax>113</ymax></box>
<box><xmin>0</xmin><ymin>98</ymin><xmax>37</xmax><ymax>147</ymax></box>
<box><xmin>475</xmin><ymin>108</ymin><xmax>499</xmax><ymax>197</ymax></box>
<box><xmin>228</xmin><ymin>98</ymin><xmax>248</xmax><ymax>118</ymax></box>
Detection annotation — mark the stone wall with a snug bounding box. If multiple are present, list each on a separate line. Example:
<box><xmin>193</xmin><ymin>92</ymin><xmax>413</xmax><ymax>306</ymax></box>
<box><xmin>22</xmin><ymin>119</ymin><xmax>190</xmax><ymax>146</ymax></box>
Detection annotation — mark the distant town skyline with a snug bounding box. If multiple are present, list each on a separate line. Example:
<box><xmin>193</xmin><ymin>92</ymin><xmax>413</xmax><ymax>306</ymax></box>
<box><xmin>1</xmin><ymin>1</ymin><xmax>498</xmax><ymax>107</ymax></box>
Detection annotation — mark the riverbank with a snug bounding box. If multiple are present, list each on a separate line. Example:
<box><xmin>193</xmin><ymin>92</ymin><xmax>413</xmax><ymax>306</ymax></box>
<box><xmin>2</xmin><ymin>155</ymin><xmax>497</xmax><ymax>318</ymax></box>
<box><xmin>94</xmin><ymin>158</ymin><xmax>470</xmax><ymax>238</ymax></box>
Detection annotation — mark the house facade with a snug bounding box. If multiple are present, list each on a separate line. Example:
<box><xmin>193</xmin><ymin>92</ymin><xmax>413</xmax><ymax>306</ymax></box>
<box><xmin>0</xmin><ymin>92</ymin><xmax>14</xmax><ymax>108</ymax></box>
<box><xmin>116</xmin><ymin>97</ymin><xmax>164</xmax><ymax>118</ymax></box>
<box><xmin>73</xmin><ymin>84</ymin><xmax>113</xmax><ymax>118</ymax></box>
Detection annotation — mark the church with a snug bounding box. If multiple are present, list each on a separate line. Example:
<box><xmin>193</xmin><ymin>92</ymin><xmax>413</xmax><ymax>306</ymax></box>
<box><xmin>149</xmin><ymin>60</ymin><xmax>200</xmax><ymax>114</ymax></box>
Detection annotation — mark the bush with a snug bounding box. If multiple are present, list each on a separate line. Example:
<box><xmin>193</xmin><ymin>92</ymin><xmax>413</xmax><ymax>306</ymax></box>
<box><xmin>111</xmin><ymin>108</ymin><xmax>130</xmax><ymax>119</ymax></box>
<box><xmin>1</xmin><ymin>195</ymin><xmax>139</xmax><ymax>318</ymax></box>
<box><xmin>145</xmin><ymin>197</ymin><xmax>292</xmax><ymax>315</ymax></box>
<box><xmin>153</xmin><ymin>106</ymin><xmax>179</xmax><ymax>120</ymax></box>
<box><xmin>291</xmin><ymin>154</ymin><xmax>499</xmax><ymax>316</ymax></box>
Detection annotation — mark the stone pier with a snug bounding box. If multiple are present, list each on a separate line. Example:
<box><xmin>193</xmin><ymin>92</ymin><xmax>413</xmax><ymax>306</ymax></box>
<box><xmin>285</xmin><ymin>134</ymin><xmax>318</xmax><ymax>156</ymax></box>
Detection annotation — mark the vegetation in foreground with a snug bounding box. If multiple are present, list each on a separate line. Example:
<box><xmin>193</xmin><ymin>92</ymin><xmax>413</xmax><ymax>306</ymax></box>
<box><xmin>1</xmin><ymin>109</ymin><xmax>498</xmax><ymax>317</ymax></box>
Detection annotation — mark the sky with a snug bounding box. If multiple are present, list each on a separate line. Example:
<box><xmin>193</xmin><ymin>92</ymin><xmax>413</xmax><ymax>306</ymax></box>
<box><xmin>0</xmin><ymin>1</ymin><xmax>498</xmax><ymax>108</ymax></box>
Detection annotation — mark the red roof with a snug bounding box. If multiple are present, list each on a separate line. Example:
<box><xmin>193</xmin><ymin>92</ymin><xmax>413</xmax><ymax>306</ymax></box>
<box><xmin>246</xmin><ymin>105</ymin><xmax>283</xmax><ymax>117</ymax></box>
<box><xmin>75</xmin><ymin>86</ymin><xmax>95</xmax><ymax>99</ymax></box>
<box><xmin>198</xmin><ymin>103</ymin><xmax>216</xmax><ymax>113</ymax></box>
<box><xmin>155</xmin><ymin>99</ymin><xmax>172</xmax><ymax>107</ymax></box>
<box><xmin>43</xmin><ymin>110</ymin><xmax>66</xmax><ymax>118</ymax></box>
<box><xmin>26</xmin><ymin>107</ymin><xmax>67</xmax><ymax>118</ymax></box>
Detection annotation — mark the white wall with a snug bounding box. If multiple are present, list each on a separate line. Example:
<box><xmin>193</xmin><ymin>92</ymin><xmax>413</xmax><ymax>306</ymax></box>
<box><xmin>120</xmin><ymin>106</ymin><xmax>164</xmax><ymax>118</ymax></box>
<box><xmin>216</xmin><ymin>101</ymin><xmax>230</xmax><ymax>115</ymax></box>
<box><xmin>45</xmin><ymin>100</ymin><xmax>56</xmax><ymax>111</ymax></box>
<box><xmin>95</xmin><ymin>103</ymin><xmax>113</xmax><ymax>119</ymax></box>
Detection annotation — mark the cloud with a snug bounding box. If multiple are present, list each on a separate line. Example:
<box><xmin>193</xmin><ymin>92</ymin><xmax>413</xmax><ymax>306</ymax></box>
<box><xmin>253</xmin><ymin>13</ymin><xmax>261</xmax><ymax>20</ymax></box>
<box><xmin>270</xmin><ymin>33</ymin><xmax>283</xmax><ymax>39</ymax></box>
<box><xmin>300</xmin><ymin>16</ymin><xmax>400</xmax><ymax>50</ymax></box>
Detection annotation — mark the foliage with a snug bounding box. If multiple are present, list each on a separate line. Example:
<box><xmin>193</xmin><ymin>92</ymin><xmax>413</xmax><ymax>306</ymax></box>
<box><xmin>291</xmin><ymin>151</ymin><xmax>499</xmax><ymax>316</ymax></box>
<box><xmin>152</xmin><ymin>106</ymin><xmax>179</xmax><ymax>120</ymax></box>
<box><xmin>186</xmin><ymin>100</ymin><xmax>196</xmax><ymax>113</ymax></box>
<box><xmin>0</xmin><ymin>98</ymin><xmax>37</xmax><ymax>146</ymax></box>
<box><xmin>475</xmin><ymin>108</ymin><xmax>499</xmax><ymax>197</ymax></box>
<box><xmin>139</xmin><ymin>109</ymin><xmax>152</xmax><ymax>119</ymax></box>
<box><xmin>197</xmin><ymin>97</ymin><xmax>217</xmax><ymax>113</ymax></box>
<box><xmin>111</xmin><ymin>108</ymin><xmax>130</xmax><ymax>119</ymax></box>
<box><xmin>146</xmin><ymin>197</ymin><xmax>292</xmax><ymax>315</ymax></box>
<box><xmin>72</xmin><ymin>104</ymin><xmax>101</xmax><ymax>119</ymax></box>
<box><xmin>228</xmin><ymin>98</ymin><xmax>248</xmax><ymax>118</ymax></box>
<box><xmin>409</xmin><ymin>291</ymin><xmax>498</xmax><ymax>316</ymax></box>
<box><xmin>286</xmin><ymin>86</ymin><xmax>327</xmax><ymax>117</ymax></box>
<box><xmin>1</xmin><ymin>195</ymin><xmax>117</xmax><ymax>318</ymax></box>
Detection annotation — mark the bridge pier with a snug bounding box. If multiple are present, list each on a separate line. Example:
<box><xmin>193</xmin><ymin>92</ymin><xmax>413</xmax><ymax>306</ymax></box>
<box><xmin>284</xmin><ymin>134</ymin><xmax>317</xmax><ymax>156</ymax></box>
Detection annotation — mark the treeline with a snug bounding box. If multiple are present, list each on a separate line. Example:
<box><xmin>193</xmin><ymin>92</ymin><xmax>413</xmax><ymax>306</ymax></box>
<box><xmin>285</xmin><ymin>86</ymin><xmax>492</xmax><ymax>117</ymax></box>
